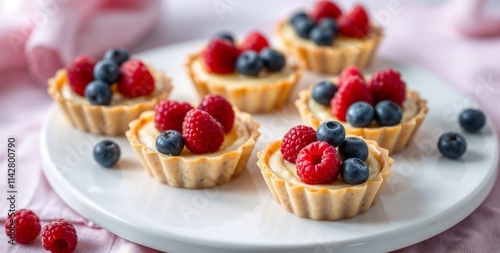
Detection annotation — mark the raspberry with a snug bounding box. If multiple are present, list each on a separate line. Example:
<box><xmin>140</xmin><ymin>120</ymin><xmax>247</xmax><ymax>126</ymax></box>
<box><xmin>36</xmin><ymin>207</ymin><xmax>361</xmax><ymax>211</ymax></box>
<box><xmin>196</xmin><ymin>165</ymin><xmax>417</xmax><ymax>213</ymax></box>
<box><xmin>202</xmin><ymin>39</ymin><xmax>240</xmax><ymax>74</ymax></box>
<box><xmin>198</xmin><ymin>95</ymin><xmax>235</xmax><ymax>133</ymax></box>
<box><xmin>117</xmin><ymin>59</ymin><xmax>155</xmax><ymax>98</ymax></box>
<box><xmin>280</xmin><ymin>125</ymin><xmax>317</xmax><ymax>163</ymax></box>
<box><xmin>41</xmin><ymin>220</ymin><xmax>78</xmax><ymax>253</ymax></box>
<box><xmin>338</xmin><ymin>5</ymin><xmax>370</xmax><ymax>38</ymax></box>
<box><xmin>4</xmin><ymin>209</ymin><xmax>41</xmax><ymax>244</ymax></box>
<box><xmin>338</xmin><ymin>66</ymin><xmax>364</xmax><ymax>87</ymax></box>
<box><xmin>154</xmin><ymin>100</ymin><xmax>194</xmax><ymax>132</ymax></box>
<box><xmin>182</xmin><ymin>109</ymin><xmax>224</xmax><ymax>154</ymax></box>
<box><xmin>66</xmin><ymin>55</ymin><xmax>96</xmax><ymax>96</ymax></box>
<box><xmin>331</xmin><ymin>76</ymin><xmax>373</xmax><ymax>121</ymax></box>
<box><xmin>296</xmin><ymin>141</ymin><xmax>341</xmax><ymax>185</ymax></box>
<box><xmin>368</xmin><ymin>68</ymin><xmax>406</xmax><ymax>106</ymax></box>
<box><xmin>239</xmin><ymin>31</ymin><xmax>269</xmax><ymax>53</ymax></box>
<box><xmin>311</xmin><ymin>1</ymin><xmax>342</xmax><ymax>23</ymax></box>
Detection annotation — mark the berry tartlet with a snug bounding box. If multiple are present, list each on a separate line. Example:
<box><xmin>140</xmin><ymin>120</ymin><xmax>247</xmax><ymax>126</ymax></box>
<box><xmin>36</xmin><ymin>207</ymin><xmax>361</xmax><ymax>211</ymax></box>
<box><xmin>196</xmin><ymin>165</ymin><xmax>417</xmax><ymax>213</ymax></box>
<box><xmin>125</xmin><ymin>95</ymin><xmax>260</xmax><ymax>189</ymax></box>
<box><xmin>256</xmin><ymin>124</ymin><xmax>392</xmax><ymax>220</ymax></box>
<box><xmin>185</xmin><ymin>31</ymin><xmax>303</xmax><ymax>113</ymax></box>
<box><xmin>295</xmin><ymin>67</ymin><xmax>429</xmax><ymax>153</ymax></box>
<box><xmin>277</xmin><ymin>1</ymin><xmax>383</xmax><ymax>74</ymax></box>
<box><xmin>48</xmin><ymin>49</ymin><xmax>172</xmax><ymax>135</ymax></box>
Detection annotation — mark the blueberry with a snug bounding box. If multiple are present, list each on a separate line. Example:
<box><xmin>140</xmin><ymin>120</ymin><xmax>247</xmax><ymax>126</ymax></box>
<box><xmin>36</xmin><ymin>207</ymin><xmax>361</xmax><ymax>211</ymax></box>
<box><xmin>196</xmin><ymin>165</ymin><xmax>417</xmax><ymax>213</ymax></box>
<box><xmin>93</xmin><ymin>140</ymin><xmax>120</xmax><ymax>167</ymax></box>
<box><xmin>290</xmin><ymin>11</ymin><xmax>308</xmax><ymax>26</ymax></box>
<box><xmin>214</xmin><ymin>31</ymin><xmax>234</xmax><ymax>44</ymax></box>
<box><xmin>459</xmin><ymin>108</ymin><xmax>486</xmax><ymax>133</ymax></box>
<box><xmin>293</xmin><ymin>17</ymin><xmax>314</xmax><ymax>39</ymax></box>
<box><xmin>340</xmin><ymin>158</ymin><xmax>369</xmax><ymax>185</ymax></box>
<box><xmin>316</xmin><ymin>121</ymin><xmax>346</xmax><ymax>147</ymax></box>
<box><xmin>104</xmin><ymin>48</ymin><xmax>129</xmax><ymax>66</ymax></box>
<box><xmin>375</xmin><ymin>100</ymin><xmax>403</xmax><ymax>126</ymax></box>
<box><xmin>85</xmin><ymin>80</ymin><xmax>112</xmax><ymax>105</ymax></box>
<box><xmin>94</xmin><ymin>59</ymin><xmax>119</xmax><ymax>84</ymax></box>
<box><xmin>346</xmin><ymin>102</ymin><xmax>375</xmax><ymax>127</ymax></box>
<box><xmin>260</xmin><ymin>48</ymin><xmax>286</xmax><ymax>72</ymax></box>
<box><xmin>338</xmin><ymin>137</ymin><xmax>369</xmax><ymax>161</ymax></box>
<box><xmin>310</xmin><ymin>26</ymin><xmax>334</xmax><ymax>46</ymax></box>
<box><xmin>312</xmin><ymin>81</ymin><xmax>338</xmax><ymax>106</ymax></box>
<box><xmin>156</xmin><ymin>130</ymin><xmax>184</xmax><ymax>156</ymax></box>
<box><xmin>438</xmin><ymin>132</ymin><xmax>467</xmax><ymax>159</ymax></box>
<box><xmin>235</xmin><ymin>50</ymin><xmax>263</xmax><ymax>76</ymax></box>
<box><xmin>318</xmin><ymin>18</ymin><xmax>338</xmax><ymax>35</ymax></box>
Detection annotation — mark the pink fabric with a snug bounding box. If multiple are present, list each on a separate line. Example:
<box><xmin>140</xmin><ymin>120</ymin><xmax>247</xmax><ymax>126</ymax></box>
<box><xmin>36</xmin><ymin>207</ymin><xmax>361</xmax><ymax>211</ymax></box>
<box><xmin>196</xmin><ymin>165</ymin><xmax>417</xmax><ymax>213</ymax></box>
<box><xmin>453</xmin><ymin>0</ymin><xmax>500</xmax><ymax>37</ymax></box>
<box><xmin>0</xmin><ymin>0</ymin><xmax>160</xmax><ymax>81</ymax></box>
<box><xmin>1</xmin><ymin>1</ymin><xmax>500</xmax><ymax>252</ymax></box>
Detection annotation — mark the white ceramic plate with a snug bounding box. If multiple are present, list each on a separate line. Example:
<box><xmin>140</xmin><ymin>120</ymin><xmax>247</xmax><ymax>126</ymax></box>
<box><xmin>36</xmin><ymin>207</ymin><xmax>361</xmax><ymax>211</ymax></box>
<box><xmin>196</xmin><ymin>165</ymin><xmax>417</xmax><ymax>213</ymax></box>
<box><xmin>41</xmin><ymin>40</ymin><xmax>499</xmax><ymax>253</ymax></box>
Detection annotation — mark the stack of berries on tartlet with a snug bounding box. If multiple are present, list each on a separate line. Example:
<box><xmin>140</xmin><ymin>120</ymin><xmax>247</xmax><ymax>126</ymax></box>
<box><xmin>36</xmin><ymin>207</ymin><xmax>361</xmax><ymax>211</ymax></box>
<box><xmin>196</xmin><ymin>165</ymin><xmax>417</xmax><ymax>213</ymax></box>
<box><xmin>277</xmin><ymin>1</ymin><xmax>383</xmax><ymax>74</ymax></box>
<box><xmin>185</xmin><ymin>31</ymin><xmax>302</xmax><ymax>113</ymax></box>
<box><xmin>126</xmin><ymin>95</ymin><xmax>260</xmax><ymax>189</ymax></box>
<box><xmin>48</xmin><ymin>48</ymin><xmax>172</xmax><ymax>135</ymax></box>
<box><xmin>296</xmin><ymin>66</ymin><xmax>429</xmax><ymax>153</ymax></box>
<box><xmin>257</xmin><ymin>122</ymin><xmax>392</xmax><ymax>220</ymax></box>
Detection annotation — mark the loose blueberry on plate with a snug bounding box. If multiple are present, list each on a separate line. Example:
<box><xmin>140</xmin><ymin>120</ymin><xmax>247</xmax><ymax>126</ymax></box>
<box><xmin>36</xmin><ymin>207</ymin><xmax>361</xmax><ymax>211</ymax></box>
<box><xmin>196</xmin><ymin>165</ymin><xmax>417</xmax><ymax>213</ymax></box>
<box><xmin>156</xmin><ymin>130</ymin><xmax>185</xmax><ymax>156</ymax></box>
<box><xmin>459</xmin><ymin>108</ymin><xmax>486</xmax><ymax>133</ymax></box>
<box><xmin>312</xmin><ymin>80</ymin><xmax>337</xmax><ymax>105</ymax></box>
<box><xmin>340</xmin><ymin>158</ymin><xmax>369</xmax><ymax>185</ymax></box>
<box><xmin>104</xmin><ymin>48</ymin><xmax>129</xmax><ymax>66</ymax></box>
<box><xmin>214</xmin><ymin>31</ymin><xmax>235</xmax><ymax>44</ymax></box>
<box><xmin>338</xmin><ymin>137</ymin><xmax>369</xmax><ymax>161</ymax></box>
<box><xmin>93</xmin><ymin>140</ymin><xmax>121</xmax><ymax>167</ymax></box>
<box><xmin>293</xmin><ymin>17</ymin><xmax>315</xmax><ymax>39</ymax></box>
<box><xmin>318</xmin><ymin>18</ymin><xmax>338</xmax><ymax>35</ymax></box>
<box><xmin>316</xmin><ymin>121</ymin><xmax>346</xmax><ymax>147</ymax></box>
<box><xmin>85</xmin><ymin>80</ymin><xmax>112</xmax><ymax>105</ymax></box>
<box><xmin>94</xmin><ymin>59</ymin><xmax>119</xmax><ymax>84</ymax></box>
<box><xmin>438</xmin><ymin>132</ymin><xmax>467</xmax><ymax>159</ymax></box>
<box><xmin>346</xmin><ymin>101</ymin><xmax>374</xmax><ymax>127</ymax></box>
<box><xmin>235</xmin><ymin>50</ymin><xmax>263</xmax><ymax>76</ymax></box>
<box><xmin>260</xmin><ymin>48</ymin><xmax>285</xmax><ymax>72</ymax></box>
<box><xmin>310</xmin><ymin>26</ymin><xmax>334</xmax><ymax>46</ymax></box>
<box><xmin>375</xmin><ymin>100</ymin><xmax>403</xmax><ymax>126</ymax></box>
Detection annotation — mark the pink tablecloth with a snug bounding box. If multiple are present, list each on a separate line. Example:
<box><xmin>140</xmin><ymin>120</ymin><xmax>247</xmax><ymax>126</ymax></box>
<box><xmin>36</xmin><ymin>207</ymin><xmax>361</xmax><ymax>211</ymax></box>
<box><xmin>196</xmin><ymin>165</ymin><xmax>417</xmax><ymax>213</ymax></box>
<box><xmin>1</xmin><ymin>1</ymin><xmax>499</xmax><ymax>252</ymax></box>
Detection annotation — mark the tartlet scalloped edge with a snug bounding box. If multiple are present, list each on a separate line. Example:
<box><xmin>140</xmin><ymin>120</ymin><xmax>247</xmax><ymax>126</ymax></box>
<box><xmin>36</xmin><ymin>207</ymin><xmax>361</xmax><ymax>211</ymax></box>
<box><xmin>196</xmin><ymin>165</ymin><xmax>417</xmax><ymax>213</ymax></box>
<box><xmin>256</xmin><ymin>139</ymin><xmax>393</xmax><ymax>220</ymax></box>
<box><xmin>125</xmin><ymin>109</ymin><xmax>261</xmax><ymax>189</ymax></box>
<box><xmin>185</xmin><ymin>52</ymin><xmax>303</xmax><ymax>113</ymax></box>
<box><xmin>295</xmin><ymin>89</ymin><xmax>429</xmax><ymax>154</ymax></box>
<box><xmin>276</xmin><ymin>20</ymin><xmax>383</xmax><ymax>74</ymax></box>
<box><xmin>47</xmin><ymin>68</ymin><xmax>172</xmax><ymax>136</ymax></box>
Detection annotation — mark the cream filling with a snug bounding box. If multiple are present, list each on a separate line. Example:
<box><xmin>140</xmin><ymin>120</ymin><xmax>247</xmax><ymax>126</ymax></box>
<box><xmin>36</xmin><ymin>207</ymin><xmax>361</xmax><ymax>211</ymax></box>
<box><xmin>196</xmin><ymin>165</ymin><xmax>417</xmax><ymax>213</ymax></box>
<box><xmin>308</xmin><ymin>96</ymin><xmax>419</xmax><ymax>129</ymax></box>
<box><xmin>268</xmin><ymin>143</ymin><xmax>382</xmax><ymax>189</ymax></box>
<box><xmin>191</xmin><ymin>57</ymin><xmax>294</xmax><ymax>88</ymax></box>
<box><xmin>282</xmin><ymin>22</ymin><xmax>377</xmax><ymax>48</ymax></box>
<box><xmin>61</xmin><ymin>67</ymin><xmax>165</xmax><ymax>106</ymax></box>
<box><xmin>138</xmin><ymin>119</ymin><xmax>250</xmax><ymax>158</ymax></box>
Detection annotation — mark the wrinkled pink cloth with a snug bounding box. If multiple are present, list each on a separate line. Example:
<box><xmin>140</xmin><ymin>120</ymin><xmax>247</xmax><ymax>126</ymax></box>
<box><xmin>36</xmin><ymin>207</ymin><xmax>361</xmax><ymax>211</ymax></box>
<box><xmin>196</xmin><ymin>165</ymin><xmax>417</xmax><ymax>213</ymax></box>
<box><xmin>453</xmin><ymin>0</ymin><xmax>500</xmax><ymax>37</ymax></box>
<box><xmin>0</xmin><ymin>0</ymin><xmax>160</xmax><ymax>81</ymax></box>
<box><xmin>1</xmin><ymin>1</ymin><xmax>500</xmax><ymax>253</ymax></box>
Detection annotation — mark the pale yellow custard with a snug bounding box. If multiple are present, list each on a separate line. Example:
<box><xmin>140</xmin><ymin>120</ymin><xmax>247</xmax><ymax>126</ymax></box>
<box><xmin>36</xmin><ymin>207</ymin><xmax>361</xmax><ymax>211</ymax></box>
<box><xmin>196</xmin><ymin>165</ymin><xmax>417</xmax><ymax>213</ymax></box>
<box><xmin>308</xmin><ymin>95</ymin><xmax>419</xmax><ymax>129</ymax></box>
<box><xmin>282</xmin><ymin>22</ymin><xmax>380</xmax><ymax>49</ymax></box>
<box><xmin>190</xmin><ymin>56</ymin><xmax>294</xmax><ymax>88</ymax></box>
<box><xmin>268</xmin><ymin>143</ymin><xmax>381</xmax><ymax>190</ymax></box>
<box><xmin>61</xmin><ymin>67</ymin><xmax>166</xmax><ymax>106</ymax></box>
<box><xmin>138</xmin><ymin>119</ymin><xmax>250</xmax><ymax>158</ymax></box>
